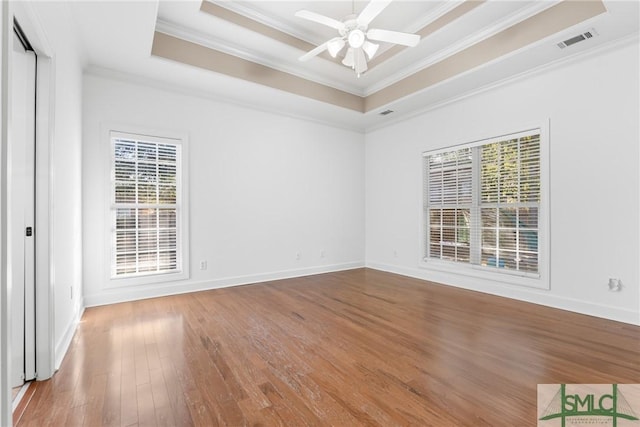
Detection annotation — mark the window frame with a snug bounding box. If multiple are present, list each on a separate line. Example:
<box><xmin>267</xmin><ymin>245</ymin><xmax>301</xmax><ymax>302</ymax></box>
<box><xmin>419</xmin><ymin>123</ymin><xmax>550</xmax><ymax>290</ymax></box>
<box><xmin>104</xmin><ymin>125</ymin><xmax>190</xmax><ymax>288</ymax></box>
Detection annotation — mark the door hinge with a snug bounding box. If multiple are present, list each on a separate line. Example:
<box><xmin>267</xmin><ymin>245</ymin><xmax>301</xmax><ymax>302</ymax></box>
<box><xmin>26</xmin><ymin>226</ymin><xmax>33</xmax><ymax>237</ymax></box>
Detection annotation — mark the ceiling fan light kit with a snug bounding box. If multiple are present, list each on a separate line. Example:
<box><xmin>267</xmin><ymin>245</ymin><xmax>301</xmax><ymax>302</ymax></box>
<box><xmin>363</xmin><ymin>40</ymin><xmax>379</xmax><ymax>60</ymax></box>
<box><xmin>327</xmin><ymin>38</ymin><xmax>346</xmax><ymax>57</ymax></box>
<box><xmin>296</xmin><ymin>0</ymin><xmax>420</xmax><ymax>78</ymax></box>
<box><xmin>348</xmin><ymin>29</ymin><xmax>365</xmax><ymax>48</ymax></box>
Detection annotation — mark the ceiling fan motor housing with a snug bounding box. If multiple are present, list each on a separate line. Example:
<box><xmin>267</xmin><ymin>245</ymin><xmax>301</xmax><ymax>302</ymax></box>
<box><xmin>339</xmin><ymin>16</ymin><xmax>367</xmax><ymax>48</ymax></box>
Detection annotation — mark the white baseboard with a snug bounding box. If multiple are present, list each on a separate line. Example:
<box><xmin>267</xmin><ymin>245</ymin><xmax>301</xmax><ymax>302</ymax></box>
<box><xmin>84</xmin><ymin>261</ymin><xmax>365</xmax><ymax>307</ymax></box>
<box><xmin>55</xmin><ymin>305</ymin><xmax>85</xmax><ymax>370</ymax></box>
<box><xmin>366</xmin><ymin>261</ymin><xmax>640</xmax><ymax>326</ymax></box>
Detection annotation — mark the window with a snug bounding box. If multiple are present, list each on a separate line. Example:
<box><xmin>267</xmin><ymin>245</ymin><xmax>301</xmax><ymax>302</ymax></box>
<box><xmin>110</xmin><ymin>131</ymin><xmax>185</xmax><ymax>280</ymax></box>
<box><xmin>424</xmin><ymin>128</ymin><xmax>543</xmax><ymax>280</ymax></box>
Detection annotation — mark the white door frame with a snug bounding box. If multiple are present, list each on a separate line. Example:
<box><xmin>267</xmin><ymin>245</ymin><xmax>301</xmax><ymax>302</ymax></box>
<box><xmin>1</xmin><ymin>2</ymin><xmax>14</xmax><ymax>425</ymax></box>
<box><xmin>1</xmin><ymin>1</ymin><xmax>55</xmax><ymax>424</ymax></box>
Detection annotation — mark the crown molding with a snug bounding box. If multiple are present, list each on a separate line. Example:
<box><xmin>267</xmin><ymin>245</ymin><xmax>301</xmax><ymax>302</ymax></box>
<box><xmin>365</xmin><ymin>0</ymin><xmax>562</xmax><ymax>96</ymax></box>
<box><xmin>365</xmin><ymin>32</ymin><xmax>639</xmax><ymax>133</ymax></box>
<box><xmin>155</xmin><ymin>19</ymin><xmax>365</xmax><ymax>97</ymax></box>
<box><xmin>208</xmin><ymin>1</ymin><xmax>321</xmax><ymax>45</ymax></box>
<box><xmin>207</xmin><ymin>0</ymin><xmax>469</xmax><ymax>76</ymax></box>
<box><xmin>216</xmin><ymin>0</ymin><xmax>463</xmax><ymax>47</ymax></box>
<box><xmin>84</xmin><ymin>65</ymin><xmax>367</xmax><ymax>133</ymax></box>
<box><xmin>404</xmin><ymin>0</ymin><xmax>467</xmax><ymax>35</ymax></box>
<box><xmin>153</xmin><ymin>0</ymin><xmax>614</xmax><ymax>118</ymax></box>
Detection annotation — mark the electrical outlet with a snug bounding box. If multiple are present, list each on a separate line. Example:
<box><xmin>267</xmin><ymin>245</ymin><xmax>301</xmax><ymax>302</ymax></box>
<box><xmin>608</xmin><ymin>278</ymin><xmax>622</xmax><ymax>292</ymax></box>
<box><xmin>296</xmin><ymin>252</ymin><xmax>301</xmax><ymax>261</ymax></box>
<box><xmin>393</xmin><ymin>250</ymin><xmax>398</xmax><ymax>258</ymax></box>
<box><xmin>320</xmin><ymin>250</ymin><xmax>325</xmax><ymax>258</ymax></box>
<box><xmin>200</xmin><ymin>260</ymin><xmax>207</xmax><ymax>270</ymax></box>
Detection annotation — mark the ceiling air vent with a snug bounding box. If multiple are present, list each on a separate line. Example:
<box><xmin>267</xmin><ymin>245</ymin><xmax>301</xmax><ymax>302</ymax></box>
<box><xmin>557</xmin><ymin>29</ymin><xmax>598</xmax><ymax>49</ymax></box>
<box><xmin>379</xmin><ymin>109</ymin><xmax>394</xmax><ymax>116</ymax></box>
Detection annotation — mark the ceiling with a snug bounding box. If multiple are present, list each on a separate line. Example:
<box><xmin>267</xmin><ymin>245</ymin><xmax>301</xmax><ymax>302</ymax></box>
<box><xmin>67</xmin><ymin>0</ymin><xmax>639</xmax><ymax>131</ymax></box>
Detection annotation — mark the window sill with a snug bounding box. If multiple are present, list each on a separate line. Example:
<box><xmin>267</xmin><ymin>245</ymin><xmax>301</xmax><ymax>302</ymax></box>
<box><xmin>419</xmin><ymin>259</ymin><xmax>549</xmax><ymax>290</ymax></box>
<box><xmin>107</xmin><ymin>269</ymin><xmax>189</xmax><ymax>288</ymax></box>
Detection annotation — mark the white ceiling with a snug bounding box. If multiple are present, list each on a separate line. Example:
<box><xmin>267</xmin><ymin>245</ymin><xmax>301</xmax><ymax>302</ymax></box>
<box><xmin>155</xmin><ymin>0</ymin><xmax>462</xmax><ymax>94</ymax></box>
<box><xmin>67</xmin><ymin>1</ymin><xmax>639</xmax><ymax>131</ymax></box>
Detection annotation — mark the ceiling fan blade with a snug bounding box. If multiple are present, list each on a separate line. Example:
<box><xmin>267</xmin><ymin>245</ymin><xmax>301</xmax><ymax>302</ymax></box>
<box><xmin>295</xmin><ymin>10</ymin><xmax>345</xmax><ymax>31</ymax></box>
<box><xmin>299</xmin><ymin>42</ymin><xmax>329</xmax><ymax>62</ymax></box>
<box><xmin>367</xmin><ymin>28</ymin><xmax>420</xmax><ymax>47</ymax></box>
<box><xmin>357</xmin><ymin>0</ymin><xmax>393</xmax><ymax>27</ymax></box>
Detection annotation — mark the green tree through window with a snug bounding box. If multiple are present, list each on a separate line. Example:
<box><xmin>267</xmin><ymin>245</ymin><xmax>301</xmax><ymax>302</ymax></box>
<box><xmin>112</xmin><ymin>134</ymin><xmax>181</xmax><ymax>277</ymax></box>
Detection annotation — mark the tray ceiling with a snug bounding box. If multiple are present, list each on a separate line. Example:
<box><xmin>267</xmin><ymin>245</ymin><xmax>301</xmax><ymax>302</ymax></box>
<box><xmin>68</xmin><ymin>1</ymin><xmax>639</xmax><ymax>130</ymax></box>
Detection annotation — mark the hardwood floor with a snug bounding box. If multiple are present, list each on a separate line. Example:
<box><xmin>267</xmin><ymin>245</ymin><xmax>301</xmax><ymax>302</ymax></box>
<box><xmin>12</xmin><ymin>382</ymin><xmax>35</xmax><ymax>426</ymax></box>
<box><xmin>17</xmin><ymin>268</ymin><xmax>640</xmax><ymax>426</ymax></box>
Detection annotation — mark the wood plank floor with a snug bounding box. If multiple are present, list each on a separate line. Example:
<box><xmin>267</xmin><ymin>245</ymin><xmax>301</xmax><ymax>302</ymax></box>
<box><xmin>17</xmin><ymin>268</ymin><xmax>640</xmax><ymax>426</ymax></box>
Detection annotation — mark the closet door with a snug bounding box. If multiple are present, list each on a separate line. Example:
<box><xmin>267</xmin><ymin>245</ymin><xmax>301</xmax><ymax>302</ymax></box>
<box><xmin>10</xmin><ymin>23</ymin><xmax>37</xmax><ymax>387</ymax></box>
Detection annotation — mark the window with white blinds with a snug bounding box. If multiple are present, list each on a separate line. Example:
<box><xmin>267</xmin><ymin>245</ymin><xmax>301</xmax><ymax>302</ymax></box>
<box><xmin>424</xmin><ymin>129</ymin><xmax>542</xmax><ymax>276</ymax></box>
<box><xmin>427</xmin><ymin>148</ymin><xmax>473</xmax><ymax>263</ymax></box>
<box><xmin>111</xmin><ymin>132</ymin><xmax>183</xmax><ymax>278</ymax></box>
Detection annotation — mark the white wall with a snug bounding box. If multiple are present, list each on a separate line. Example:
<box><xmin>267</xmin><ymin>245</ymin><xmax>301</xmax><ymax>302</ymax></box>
<box><xmin>365</xmin><ymin>38</ymin><xmax>640</xmax><ymax>325</ymax></box>
<box><xmin>28</xmin><ymin>2</ymin><xmax>85</xmax><ymax>367</ymax></box>
<box><xmin>82</xmin><ymin>74</ymin><xmax>365</xmax><ymax>306</ymax></box>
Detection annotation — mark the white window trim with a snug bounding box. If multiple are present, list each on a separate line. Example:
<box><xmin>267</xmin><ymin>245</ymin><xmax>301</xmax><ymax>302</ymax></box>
<box><xmin>419</xmin><ymin>121</ymin><xmax>550</xmax><ymax>290</ymax></box>
<box><xmin>103</xmin><ymin>124</ymin><xmax>190</xmax><ymax>288</ymax></box>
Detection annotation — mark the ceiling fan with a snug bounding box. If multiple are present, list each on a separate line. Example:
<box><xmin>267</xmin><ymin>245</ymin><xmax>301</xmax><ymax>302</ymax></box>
<box><xmin>295</xmin><ymin>0</ymin><xmax>420</xmax><ymax>77</ymax></box>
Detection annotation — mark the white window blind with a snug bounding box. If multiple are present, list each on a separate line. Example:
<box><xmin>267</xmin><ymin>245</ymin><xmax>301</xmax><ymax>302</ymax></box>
<box><xmin>424</xmin><ymin>129</ymin><xmax>541</xmax><ymax>275</ymax></box>
<box><xmin>479</xmin><ymin>134</ymin><xmax>540</xmax><ymax>272</ymax></box>
<box><xmin>111</xmin><ymin>132</ymin><xmax>182</xmax><ymax>278</ymax></box>
<box><xmin>427</xmin><ymin>148</ymin><xmax>473</xmax><ymax>263</ymax></box>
